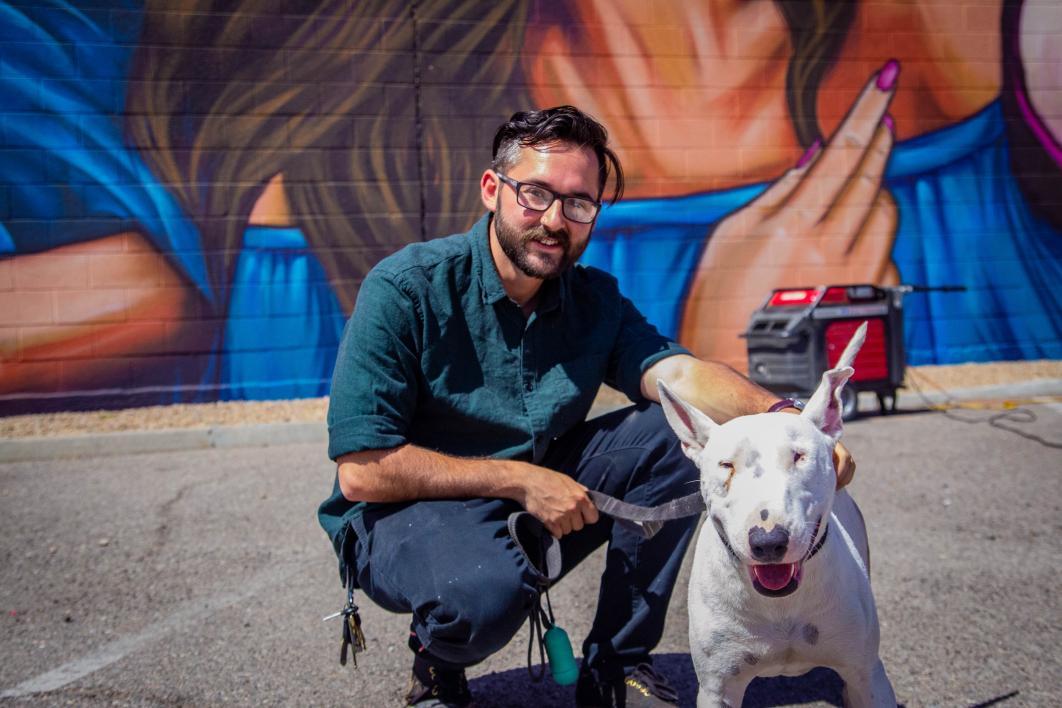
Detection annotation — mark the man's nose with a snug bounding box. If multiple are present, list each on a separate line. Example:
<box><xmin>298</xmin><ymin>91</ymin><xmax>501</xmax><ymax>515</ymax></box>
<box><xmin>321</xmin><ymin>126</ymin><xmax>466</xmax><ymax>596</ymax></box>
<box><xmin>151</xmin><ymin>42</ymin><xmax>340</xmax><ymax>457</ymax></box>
<box><xmin>540</xmin><ymin>199</ymin><xmax>566</xmax><ymax>230</ymax></box>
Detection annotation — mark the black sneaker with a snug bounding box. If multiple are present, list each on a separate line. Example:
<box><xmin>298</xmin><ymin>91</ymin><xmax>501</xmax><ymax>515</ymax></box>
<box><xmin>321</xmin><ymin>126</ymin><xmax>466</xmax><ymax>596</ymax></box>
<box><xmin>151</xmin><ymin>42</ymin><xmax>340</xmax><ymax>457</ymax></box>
<box><xmin>575</xmin><ymin>662</ymin><xmax>679</xmax><ymax>707</ymax></box>
<box><xmin>405</xmin><ymin>653</ymin><xmax>473</xmax><ymax>707</ymax></box>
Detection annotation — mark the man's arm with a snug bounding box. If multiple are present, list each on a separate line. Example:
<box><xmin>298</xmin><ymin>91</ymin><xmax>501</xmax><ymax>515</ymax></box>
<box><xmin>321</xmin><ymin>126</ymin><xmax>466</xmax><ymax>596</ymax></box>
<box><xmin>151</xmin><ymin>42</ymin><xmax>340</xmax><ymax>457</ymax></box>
<box><xmin>336</xmin><ymin>444</ymin><xmax>599</xmax><ymax>538</ymax></box>
<box><xmin>641</xmin><ymin>354</ymin><xmax>855</xmax><ymax>487</ymax></box>
<box><xmin>640</xmin><ymin>354</ymin><xmax>781</xmax><ymax>423</ymax></box>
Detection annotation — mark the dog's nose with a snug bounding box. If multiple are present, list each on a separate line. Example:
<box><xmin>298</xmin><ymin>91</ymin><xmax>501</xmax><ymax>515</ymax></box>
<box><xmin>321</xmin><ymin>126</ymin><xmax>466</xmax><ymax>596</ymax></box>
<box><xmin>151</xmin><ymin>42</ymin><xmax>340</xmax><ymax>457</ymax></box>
<box><xmin>749</xmin><ymin>525</ymin><xmax>789</xmax><ymax>562</ymax></box>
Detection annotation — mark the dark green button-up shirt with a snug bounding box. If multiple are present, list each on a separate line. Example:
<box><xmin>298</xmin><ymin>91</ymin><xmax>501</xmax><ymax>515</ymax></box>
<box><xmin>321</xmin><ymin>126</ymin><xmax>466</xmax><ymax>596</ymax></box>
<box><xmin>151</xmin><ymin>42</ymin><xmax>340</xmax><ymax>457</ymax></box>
<box><xmin>318</xmin><ymin>214</ymin><xmax>689</xmax><ymax>551</ymax></box>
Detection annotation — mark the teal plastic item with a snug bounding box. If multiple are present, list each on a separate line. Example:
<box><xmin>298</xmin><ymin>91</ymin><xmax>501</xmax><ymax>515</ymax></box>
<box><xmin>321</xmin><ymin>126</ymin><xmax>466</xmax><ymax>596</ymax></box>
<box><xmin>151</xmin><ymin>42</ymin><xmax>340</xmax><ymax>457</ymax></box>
<box><xmin>544</xmin><ymin>625</ymin><xmax>579</xmax><ymax>685</ymax></box>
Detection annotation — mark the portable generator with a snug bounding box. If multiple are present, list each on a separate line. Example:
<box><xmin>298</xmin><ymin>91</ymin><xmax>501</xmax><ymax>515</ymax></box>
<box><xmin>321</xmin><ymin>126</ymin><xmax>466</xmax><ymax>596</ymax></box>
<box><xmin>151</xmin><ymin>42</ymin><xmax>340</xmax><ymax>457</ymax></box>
<box><xmin>743</xmin><ymin>284</ymin><xmax>961</xmax><ymax>419</ymax></box>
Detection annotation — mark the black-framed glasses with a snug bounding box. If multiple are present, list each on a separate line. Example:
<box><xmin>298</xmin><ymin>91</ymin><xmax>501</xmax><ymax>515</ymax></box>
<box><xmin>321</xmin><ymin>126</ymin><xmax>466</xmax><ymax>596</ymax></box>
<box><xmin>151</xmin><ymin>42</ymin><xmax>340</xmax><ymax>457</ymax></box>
<box><xmin>495</xmin><ymin>173</ymin><xmax>600</xmax><ymax>224</ymax></box>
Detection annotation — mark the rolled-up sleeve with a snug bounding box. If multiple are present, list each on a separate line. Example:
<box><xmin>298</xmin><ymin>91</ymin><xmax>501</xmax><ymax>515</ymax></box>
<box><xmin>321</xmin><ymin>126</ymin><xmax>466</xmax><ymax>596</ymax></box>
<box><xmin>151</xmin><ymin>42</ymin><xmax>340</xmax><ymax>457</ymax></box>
<box><xmin>606</xmin><ymin>293</ymin><xmax>690</xmax><ymax>401</ymax></box>
<box><xmin>327</xmin><ymin>269</ymin><xmax>422</xmax><ymax>460</ymax></box>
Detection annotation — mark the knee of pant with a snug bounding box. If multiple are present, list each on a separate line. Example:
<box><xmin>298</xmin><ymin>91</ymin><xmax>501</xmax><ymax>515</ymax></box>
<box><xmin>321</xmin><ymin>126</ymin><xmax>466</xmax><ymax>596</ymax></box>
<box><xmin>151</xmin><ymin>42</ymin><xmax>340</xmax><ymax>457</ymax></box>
<box><xmin>416</xmin><ymin>563</ymin><xmax>536</xmax><ymax>664</ymax></box>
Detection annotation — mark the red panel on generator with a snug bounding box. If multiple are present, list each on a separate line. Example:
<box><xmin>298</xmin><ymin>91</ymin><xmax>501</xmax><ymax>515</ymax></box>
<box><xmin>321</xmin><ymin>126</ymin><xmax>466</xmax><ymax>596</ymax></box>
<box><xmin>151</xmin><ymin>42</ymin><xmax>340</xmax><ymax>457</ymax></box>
<box><xmin>825</xmin><ymin>319</ymin><xmax>888</xmax><ymax>381</ymax></box>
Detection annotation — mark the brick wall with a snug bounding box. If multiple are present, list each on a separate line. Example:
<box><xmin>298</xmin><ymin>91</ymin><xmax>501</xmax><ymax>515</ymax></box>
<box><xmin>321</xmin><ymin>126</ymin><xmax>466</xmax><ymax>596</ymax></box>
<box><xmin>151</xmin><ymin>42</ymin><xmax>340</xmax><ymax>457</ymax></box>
<box><xmin>1</xmin><ymin>0</ymin><xmax>1059</xmax><ymax>413</ymax></box>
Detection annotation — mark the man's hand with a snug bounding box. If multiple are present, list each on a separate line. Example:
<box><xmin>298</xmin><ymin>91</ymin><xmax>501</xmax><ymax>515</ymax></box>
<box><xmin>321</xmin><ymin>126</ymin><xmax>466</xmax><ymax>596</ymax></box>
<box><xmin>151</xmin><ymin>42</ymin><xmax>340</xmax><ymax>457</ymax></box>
<box><xmin>833</xmin><ymin>442</ymin><xmax>856</xmax><ymax>489</ymax></box>
<box><xmin>517</xmin><ymin>468</ymin><xmax>600</xmax><ymax>539</ymax></box>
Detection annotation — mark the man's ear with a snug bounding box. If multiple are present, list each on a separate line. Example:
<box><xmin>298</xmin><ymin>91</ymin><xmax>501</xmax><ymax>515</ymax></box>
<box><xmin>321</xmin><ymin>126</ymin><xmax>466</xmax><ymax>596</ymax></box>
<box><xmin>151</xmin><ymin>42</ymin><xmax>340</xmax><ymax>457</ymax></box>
<box><xmin>480</xmin><ymin>170</ymin><xmax>500</xmax><ymax>212</ymax></box>
<box><xmin>657</xmin><ymin>380</ymin><xmax>717</xmax><ymax>460</ymax></box>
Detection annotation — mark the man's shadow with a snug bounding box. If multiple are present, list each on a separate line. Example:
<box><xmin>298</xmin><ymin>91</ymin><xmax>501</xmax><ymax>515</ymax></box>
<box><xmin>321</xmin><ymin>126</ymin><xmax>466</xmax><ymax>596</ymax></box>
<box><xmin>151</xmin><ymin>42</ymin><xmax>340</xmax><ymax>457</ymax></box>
<box><xmin>469</xmin><ymin>652</ymin><xmax>845</xmax><ymax>707</ymax></box>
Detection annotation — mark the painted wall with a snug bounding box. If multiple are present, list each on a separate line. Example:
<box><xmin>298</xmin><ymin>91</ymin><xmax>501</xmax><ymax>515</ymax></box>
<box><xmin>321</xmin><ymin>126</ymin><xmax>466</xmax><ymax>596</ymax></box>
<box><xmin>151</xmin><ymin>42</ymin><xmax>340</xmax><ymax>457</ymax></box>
<box><xmin>1</xmin><ymin>0</ymin><xmax>1059</xmax><ymax>413</ymax></box>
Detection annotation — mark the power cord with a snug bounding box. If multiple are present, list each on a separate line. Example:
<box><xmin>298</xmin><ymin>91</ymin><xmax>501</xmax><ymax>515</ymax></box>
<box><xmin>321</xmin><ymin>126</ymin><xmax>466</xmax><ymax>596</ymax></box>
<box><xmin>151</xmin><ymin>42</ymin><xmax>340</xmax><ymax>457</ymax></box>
<box><xmin>903</xmin><ymin>369</ymin><xmax>1062</xmax><ymax>450</ymax></box>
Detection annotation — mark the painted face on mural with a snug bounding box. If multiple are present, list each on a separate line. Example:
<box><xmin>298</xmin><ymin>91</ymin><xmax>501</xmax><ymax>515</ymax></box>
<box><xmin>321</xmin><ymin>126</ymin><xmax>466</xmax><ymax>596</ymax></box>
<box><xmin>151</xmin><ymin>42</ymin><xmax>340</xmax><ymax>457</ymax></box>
<box><xmin>491</xmin><ymin>143</ymin><xmax>598</xmax><ymax>280</ymax></box>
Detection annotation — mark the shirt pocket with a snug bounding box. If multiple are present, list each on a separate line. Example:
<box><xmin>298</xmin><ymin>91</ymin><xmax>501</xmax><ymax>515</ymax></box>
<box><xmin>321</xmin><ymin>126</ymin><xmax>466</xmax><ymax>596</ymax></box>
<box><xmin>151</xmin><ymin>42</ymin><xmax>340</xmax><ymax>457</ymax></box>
<box><xmin>543</xmin><ymin>350</ymin><xmax>611</xmax><ymax>431</ymax></box>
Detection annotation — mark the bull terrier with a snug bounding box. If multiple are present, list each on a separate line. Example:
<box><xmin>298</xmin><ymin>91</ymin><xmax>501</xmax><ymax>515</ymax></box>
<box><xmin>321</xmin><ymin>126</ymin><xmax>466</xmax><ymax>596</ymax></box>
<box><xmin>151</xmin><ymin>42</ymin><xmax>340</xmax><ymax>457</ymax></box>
<box><xmin>658</xmin><ymin>323</ymin><xmax>896</xmax><ymax>707</ymax></box>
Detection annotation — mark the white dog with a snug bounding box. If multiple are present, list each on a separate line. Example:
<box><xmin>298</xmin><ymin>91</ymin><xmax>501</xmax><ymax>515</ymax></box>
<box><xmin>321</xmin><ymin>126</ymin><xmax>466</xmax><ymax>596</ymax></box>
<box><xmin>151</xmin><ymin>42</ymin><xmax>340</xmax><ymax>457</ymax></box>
<box><xmin>658</xmin><ymin>323</ymin><xmax>896</xmax><ymax>707</ymax></box>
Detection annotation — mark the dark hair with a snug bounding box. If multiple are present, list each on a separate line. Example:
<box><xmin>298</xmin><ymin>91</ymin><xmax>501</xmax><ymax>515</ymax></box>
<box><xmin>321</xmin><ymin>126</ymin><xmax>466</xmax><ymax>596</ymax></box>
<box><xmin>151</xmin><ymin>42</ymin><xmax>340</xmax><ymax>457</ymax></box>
<box><xmin>126</xmin><ymin>0</ymin><xmax>529</xmax><ymax>315</ymax></box>
<box><xmin>491</xmin><ymin>105</ymin><xmax>625</xmax><ymax>204</ymax></box>
<box><xmin>776</xmin><ymin>0</ymin><xmax>860</xmax><ymax>148</ymax></box>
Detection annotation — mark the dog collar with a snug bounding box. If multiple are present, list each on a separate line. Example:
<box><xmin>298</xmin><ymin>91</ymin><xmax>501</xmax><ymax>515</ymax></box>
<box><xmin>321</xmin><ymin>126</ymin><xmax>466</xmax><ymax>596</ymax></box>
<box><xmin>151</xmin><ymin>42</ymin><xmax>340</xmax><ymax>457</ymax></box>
<box><xmin>767</xmin><ymin>398</ymin><xmax>805</xmax><ymax>413</ymax></box>
<box><xmin>804</xmin><ymin>521</ymin><xmax>829</xmax><ymax>561</ymax></box>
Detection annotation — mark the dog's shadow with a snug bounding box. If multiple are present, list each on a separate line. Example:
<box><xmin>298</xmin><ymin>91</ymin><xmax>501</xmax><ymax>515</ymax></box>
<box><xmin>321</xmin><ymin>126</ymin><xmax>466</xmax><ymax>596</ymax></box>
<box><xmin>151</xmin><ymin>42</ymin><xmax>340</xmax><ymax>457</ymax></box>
<box><xmin>469</xmin><ymin>652</ymin><xmax>846</xmax><ymax>707</ymax></box>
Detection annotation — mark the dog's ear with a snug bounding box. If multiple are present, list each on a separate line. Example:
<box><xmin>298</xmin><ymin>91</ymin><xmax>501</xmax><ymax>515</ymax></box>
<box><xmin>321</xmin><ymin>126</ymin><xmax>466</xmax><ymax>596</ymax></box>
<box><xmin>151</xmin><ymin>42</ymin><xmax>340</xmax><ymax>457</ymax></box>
<box><xmin>802</xmin><ymin>322</ymin><xmax>865</xmax><ymax>439</ymax></box>
<box><xmin>802</xmin><ymin>366</ymin><xmax>854</xmax><ymax>439</ymax></box>
<box><xmin>657</xmin><ymin>380</ymin><xmax>717</xmax><ymax>459</ymax></box>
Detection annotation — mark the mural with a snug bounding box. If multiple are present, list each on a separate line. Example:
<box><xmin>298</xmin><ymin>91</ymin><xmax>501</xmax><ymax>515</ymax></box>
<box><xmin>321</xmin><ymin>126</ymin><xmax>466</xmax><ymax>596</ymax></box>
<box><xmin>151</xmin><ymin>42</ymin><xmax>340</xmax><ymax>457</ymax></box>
<box><xmin>1</xmin><ymin>0</ymin><xmax>1059</xmax><ymax>413</ymax></box>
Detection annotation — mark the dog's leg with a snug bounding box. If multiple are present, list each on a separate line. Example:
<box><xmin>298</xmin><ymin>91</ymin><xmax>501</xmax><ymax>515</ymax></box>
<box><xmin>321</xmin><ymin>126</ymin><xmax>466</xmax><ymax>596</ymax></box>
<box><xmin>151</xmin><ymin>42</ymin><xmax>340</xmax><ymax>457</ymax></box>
<box><xmin>838</xmin><ymin>659</ymin><xmax>896</xmax><ymax>707</ymax></box>
<box><xmin>696</xmin><ymin>680</ymin><xmax>750</xmax><ymax>708</ymax></box>
<box><xmin>868</xmin><ymin>659</ymin><xmax>897</xmax><ymax>707</ymax></box>
<box><xmin>695</xmin><ymin>672</ymin><xmax>751</xmax><ymax>708</ymax></box>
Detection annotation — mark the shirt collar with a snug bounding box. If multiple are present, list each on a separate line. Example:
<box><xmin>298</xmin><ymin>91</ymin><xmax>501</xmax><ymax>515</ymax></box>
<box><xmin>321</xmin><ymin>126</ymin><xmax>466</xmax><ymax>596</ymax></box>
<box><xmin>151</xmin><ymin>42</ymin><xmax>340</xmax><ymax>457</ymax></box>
<box><xmin>471</xmin><ymin>213</ymin><xmax>569</xmax><ymax>314</ymax></box>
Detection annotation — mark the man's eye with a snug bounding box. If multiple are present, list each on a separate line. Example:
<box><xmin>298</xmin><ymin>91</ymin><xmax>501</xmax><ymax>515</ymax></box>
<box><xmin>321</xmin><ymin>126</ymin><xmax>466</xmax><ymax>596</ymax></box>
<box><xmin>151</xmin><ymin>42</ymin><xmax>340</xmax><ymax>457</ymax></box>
<box><xmin>567</xmin><ymin>198</ymin><xmax>592</xmax><ymax>215</ymax></box>
<box><xmin>523</xmin><ymin>186</ymin><xmax>551</xmax><ymax>203</ymax></box>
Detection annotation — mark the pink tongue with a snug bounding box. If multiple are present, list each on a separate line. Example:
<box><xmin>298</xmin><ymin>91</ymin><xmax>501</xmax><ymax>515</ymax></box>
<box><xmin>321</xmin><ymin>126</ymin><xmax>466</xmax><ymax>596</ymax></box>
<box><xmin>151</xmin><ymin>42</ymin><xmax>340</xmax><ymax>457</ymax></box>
<box><xmin>753</xmin><ymin>563</ymin><xmax>796</xmax><ymax>591</ymax></box>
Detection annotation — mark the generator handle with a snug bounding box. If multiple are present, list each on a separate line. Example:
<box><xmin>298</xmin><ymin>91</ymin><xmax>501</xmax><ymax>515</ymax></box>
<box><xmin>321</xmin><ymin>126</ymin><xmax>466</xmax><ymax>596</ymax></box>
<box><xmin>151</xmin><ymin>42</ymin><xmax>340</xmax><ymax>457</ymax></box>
<box><xmin>890</xmin><ymin>284</ymin><xmax>967</xmax><ymax>294</ymax></box>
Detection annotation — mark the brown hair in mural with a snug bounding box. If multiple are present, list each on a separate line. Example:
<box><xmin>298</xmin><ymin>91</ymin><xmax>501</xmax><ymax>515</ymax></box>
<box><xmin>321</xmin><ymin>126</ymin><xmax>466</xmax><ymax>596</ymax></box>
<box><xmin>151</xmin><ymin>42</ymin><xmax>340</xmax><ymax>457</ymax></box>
<box><xmin>126</xmin><ymin>0</ymin><xmax>528</xmax><ymax>314</ymax></box>
<box><xmin>777</xmin><ymin>0</ymin><xmax>860</xmax><ymax>149</ymax></box>
<box><xmin>127</xmin><ymin>0</ymin><xmax>416</xmax><ymax>315</ymax></box>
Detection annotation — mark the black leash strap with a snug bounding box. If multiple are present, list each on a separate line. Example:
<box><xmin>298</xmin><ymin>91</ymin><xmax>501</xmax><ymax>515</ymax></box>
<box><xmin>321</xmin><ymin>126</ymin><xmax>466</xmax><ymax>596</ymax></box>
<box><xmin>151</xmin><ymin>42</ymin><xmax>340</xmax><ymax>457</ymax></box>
<box><xmin>508</xmin><ymin>489</ymin><xmax>706</xmax><ymax>681</ymax></box>
<box><xmin>508</xmin><ymin>511</ymin><xmax>564</xmax><ymax>682</ymax></box>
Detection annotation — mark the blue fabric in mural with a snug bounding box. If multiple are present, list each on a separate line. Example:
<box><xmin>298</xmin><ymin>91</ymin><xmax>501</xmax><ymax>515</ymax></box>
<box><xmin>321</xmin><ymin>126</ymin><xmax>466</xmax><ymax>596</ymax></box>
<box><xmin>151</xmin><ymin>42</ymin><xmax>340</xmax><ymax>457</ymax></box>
<box><xmin>0</xmin><ymin>1</ymin><xmax>211</xmax><ymax>299</ymax></box>
<box><xmin>223</xmin><ymin>226</ymin><xmax>345</xmax><ymax>400</ymax></box>
<box><xmin>587</xmin><ymin>101</ymin><xmax>1062</xmax><ymax>365</ymax></box>
<box><xmin>0</xmin><ymin>1</ymin><xmax>344</xmax><ymax>401</ymax></box>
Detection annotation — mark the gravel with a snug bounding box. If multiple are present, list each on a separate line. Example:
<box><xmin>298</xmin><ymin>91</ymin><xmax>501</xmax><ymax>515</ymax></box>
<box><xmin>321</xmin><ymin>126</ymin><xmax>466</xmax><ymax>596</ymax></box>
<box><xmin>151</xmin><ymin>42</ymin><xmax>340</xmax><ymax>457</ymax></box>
<box><xmin>1</xmin><ymin>360</ymin><xmax>1059</xmax><ymax>439</ymax></box>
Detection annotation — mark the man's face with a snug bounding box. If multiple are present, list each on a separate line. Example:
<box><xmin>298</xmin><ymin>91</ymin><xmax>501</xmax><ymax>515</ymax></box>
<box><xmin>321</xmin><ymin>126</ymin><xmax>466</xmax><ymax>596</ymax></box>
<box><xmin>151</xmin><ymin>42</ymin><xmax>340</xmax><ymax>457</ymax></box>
<box><xmin>485</xmin><ymin>142</ymin><xmax>599</xmax><ymax>280</ymax></box>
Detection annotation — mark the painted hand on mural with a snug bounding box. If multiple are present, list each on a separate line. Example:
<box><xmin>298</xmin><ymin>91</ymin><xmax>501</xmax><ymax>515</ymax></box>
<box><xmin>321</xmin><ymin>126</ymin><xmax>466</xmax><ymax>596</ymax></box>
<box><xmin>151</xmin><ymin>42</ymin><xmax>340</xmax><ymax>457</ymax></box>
<box><xmin>678</xmin><ymin>67</ymin><xmax>901</xmax><ymax>366</ymax></box>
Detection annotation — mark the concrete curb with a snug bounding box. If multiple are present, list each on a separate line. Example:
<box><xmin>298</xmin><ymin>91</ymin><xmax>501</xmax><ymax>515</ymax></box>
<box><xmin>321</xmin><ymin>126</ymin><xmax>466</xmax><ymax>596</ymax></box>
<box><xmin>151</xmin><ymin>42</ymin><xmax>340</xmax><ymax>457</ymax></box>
<box><xmin>870</xmin><ymin>377</ymin><xmax>1062</xmax><ymax>410</ymax></box>
<box><xmin>2</xmin><ymin>379</ymin><xmax>1060</xmax><ymax>463</ymax></box>
<box><xmin>0</xmin><ymin>421</ymin><xmax>326</xmax><ymax>463</ymax></box>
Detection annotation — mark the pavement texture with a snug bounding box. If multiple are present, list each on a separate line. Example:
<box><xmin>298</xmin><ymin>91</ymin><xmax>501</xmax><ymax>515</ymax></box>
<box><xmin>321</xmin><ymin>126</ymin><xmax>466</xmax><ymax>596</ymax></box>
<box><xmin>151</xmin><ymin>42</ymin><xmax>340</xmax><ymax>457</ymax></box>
<box><xmin>1</xmin><ymin>382</ymin><xmax>1061</xmax><ymax>706</ymax></box>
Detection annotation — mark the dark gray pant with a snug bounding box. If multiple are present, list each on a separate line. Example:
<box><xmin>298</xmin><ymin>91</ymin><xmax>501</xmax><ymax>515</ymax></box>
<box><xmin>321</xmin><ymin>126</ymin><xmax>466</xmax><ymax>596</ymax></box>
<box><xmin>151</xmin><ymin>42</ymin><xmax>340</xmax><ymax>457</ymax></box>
<box><xmin>345</xmin><ymin>402</ymin><xmax>700</xmax><ymax>673</ymax></box>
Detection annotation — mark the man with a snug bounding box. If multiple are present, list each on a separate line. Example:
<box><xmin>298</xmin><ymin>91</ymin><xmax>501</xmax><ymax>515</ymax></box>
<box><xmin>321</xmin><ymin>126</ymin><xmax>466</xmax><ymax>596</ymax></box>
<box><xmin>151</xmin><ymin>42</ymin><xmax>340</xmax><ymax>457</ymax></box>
<box><xmin>318</xmin><ymin>106</ymin><xmax>854</xmax><ymax>707</ymax></box>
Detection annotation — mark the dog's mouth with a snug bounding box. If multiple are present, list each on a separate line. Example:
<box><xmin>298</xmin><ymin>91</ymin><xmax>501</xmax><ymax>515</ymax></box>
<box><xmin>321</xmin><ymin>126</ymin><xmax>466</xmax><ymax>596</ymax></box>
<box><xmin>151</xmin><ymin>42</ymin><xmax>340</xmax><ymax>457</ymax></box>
<box><xmin>749</xmin><ymin>562</ymin><xmax>803</xmax><ymax>597</ymax></box>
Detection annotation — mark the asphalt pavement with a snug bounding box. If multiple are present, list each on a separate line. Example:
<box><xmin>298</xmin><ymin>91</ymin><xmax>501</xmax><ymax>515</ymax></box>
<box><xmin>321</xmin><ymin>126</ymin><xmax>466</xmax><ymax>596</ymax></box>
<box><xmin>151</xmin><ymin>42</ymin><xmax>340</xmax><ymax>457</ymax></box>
<box><xmin>1</xmin><ymin>389</ymin><xmax>1060</xmax><ymax>707</ymax></box>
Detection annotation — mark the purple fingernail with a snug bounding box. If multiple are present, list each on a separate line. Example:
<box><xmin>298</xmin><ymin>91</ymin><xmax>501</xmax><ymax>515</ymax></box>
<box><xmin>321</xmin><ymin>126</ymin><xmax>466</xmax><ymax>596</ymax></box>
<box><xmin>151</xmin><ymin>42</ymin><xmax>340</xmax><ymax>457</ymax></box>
<box><xmin>882</xmin><ymin>114</ymin><xmax>895</xmax><ymax>134</ymax></box>
<box><xmin>796</xmin><ymin>139</ymin><xmax>822</xmax><ymax>168</ymax></box>
<box><xmin>876</xmin><ymin>59</ymin><xmax>900</xmax><ymax>91</ymax></box>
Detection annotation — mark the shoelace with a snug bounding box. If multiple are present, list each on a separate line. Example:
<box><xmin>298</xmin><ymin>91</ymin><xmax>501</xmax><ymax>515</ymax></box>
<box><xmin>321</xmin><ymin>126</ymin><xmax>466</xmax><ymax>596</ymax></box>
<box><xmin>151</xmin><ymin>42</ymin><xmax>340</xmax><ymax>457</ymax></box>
<box><xmin>408</xmin><ymin>654</ymin><xmax>470</xmax><ymax>704</ymax></box>
<box><xmin>625</xmin><ymin>663</ymin><xmax>679</xmax><ymax>704</ymax></box>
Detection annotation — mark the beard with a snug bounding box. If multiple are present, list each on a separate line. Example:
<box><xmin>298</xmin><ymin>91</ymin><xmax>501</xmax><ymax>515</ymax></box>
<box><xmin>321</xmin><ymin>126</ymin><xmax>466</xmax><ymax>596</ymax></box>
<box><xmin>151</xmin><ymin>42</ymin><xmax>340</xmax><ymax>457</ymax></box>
<box><xmin>493</xmin><ymin>205</ymin><xmax>588</xmax><ymax>280</ymax></box>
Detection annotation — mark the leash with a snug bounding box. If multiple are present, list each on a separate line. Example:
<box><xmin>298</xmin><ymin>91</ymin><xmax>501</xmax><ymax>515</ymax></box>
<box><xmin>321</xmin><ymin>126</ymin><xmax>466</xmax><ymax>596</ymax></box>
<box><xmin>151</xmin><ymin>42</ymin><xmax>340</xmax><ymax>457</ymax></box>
<box><xmin>509</xmin><ymin>489</ymin><xmax>707</xmax><ymax>685</ymax></box>
<box><xmin>585</xmin><ymin>489</ymin><xmax>706</xmax><ymax>539</ymax></box>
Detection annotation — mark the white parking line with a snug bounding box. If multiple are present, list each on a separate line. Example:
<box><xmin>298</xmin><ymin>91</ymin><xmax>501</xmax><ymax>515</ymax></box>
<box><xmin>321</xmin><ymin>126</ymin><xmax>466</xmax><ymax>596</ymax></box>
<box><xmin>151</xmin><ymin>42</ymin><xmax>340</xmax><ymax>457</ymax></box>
<box><xmin>1</xmin><ymin>562</ymin><xmax>304</xmax><ymax>698</ymax></box>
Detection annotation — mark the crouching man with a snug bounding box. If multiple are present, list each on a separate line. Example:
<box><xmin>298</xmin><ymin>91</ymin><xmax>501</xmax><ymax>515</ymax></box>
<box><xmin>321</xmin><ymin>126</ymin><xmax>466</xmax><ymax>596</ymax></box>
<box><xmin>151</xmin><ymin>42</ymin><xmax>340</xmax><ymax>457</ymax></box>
<box><xmin>317</xmin><ymin>105</ymin><xmax>853</xmax><ymax>707</ymax></box>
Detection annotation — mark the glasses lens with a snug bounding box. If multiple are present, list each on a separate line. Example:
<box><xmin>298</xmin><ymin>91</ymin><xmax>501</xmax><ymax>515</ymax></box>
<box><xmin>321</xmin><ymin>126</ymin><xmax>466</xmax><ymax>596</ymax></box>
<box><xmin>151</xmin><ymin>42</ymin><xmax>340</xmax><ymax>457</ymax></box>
<box><xmin>517</xmin><ymin>183</ymin><xmax>554</xmax><ymax>211</ymax></box>
<box><xmin>563</xmin><ymin>198</ymin><xmax>598</xmax><ymax>223</ymax></box>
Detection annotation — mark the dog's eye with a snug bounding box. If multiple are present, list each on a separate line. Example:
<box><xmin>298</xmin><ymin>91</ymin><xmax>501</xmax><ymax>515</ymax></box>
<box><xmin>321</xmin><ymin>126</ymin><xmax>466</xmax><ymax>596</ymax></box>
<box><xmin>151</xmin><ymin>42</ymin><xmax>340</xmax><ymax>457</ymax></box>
<box><xmin>718</xmin><ymin>461</ymin><xmax>734</xmax><ymax>470</ymax></box>
<box><xmin>793</xmin><ymin>451</ymin><xmax>806</xmax><ymax>465</ymax></box>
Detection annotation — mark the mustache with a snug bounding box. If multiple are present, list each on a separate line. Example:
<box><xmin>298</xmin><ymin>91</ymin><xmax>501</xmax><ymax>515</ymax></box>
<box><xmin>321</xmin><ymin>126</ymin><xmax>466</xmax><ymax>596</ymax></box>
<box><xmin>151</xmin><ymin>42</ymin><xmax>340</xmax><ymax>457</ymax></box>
<box><xmin>523</xmin><ymin>225</ymin><xmax>570</xmax><ymax>249</ymax></box>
